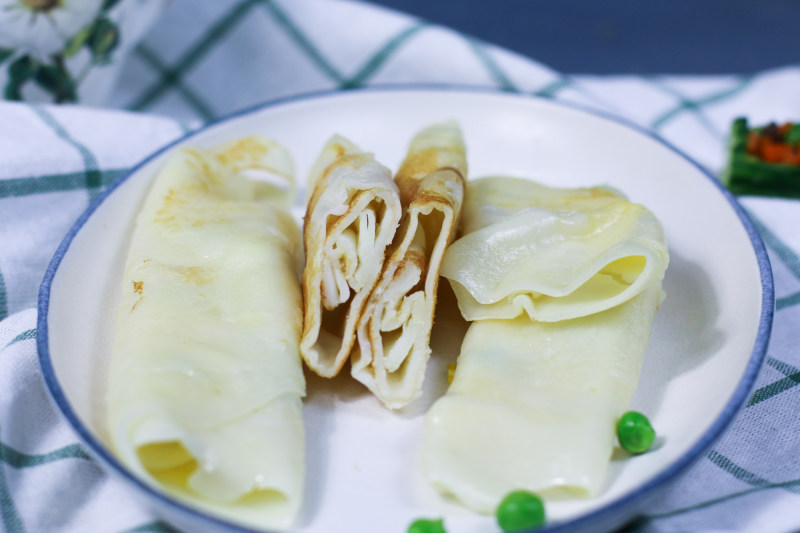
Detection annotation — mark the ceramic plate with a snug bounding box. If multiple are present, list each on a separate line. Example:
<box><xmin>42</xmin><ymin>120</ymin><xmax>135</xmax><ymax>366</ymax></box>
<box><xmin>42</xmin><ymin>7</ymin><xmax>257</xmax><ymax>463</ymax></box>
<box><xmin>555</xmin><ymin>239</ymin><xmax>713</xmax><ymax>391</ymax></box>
<box><xmin>37</xmin><ymin>88</ymin><xmax>773</xmax><ymax>533</ymax></box>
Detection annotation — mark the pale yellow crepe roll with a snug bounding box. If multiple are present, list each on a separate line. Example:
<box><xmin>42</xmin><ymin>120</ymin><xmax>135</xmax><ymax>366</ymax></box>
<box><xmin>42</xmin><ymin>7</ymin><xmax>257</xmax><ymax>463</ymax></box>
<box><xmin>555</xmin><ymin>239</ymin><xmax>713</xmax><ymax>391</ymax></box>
<box><xmin>108</xmin><ymin>137</ymin><xmax>305</xmax><ymax>530</ymax></box>
<box><xmin>300</xmin><ymin>135</ymin><xmax>402</xmax><ymax>377</ymax></box>
<box><xmin>423</xmin><ymin>176</ymin><xmax>669</xmax><ymax>512</ymax></box>
<box><xmin>441</xmin><ymin>177</ymin><xmax>668</xmax><ymax>322</ymax></box>
<box><xmin>354</xmin><ymin>121</ymin><xmax>467</xmax><ymax>409</ymax></box>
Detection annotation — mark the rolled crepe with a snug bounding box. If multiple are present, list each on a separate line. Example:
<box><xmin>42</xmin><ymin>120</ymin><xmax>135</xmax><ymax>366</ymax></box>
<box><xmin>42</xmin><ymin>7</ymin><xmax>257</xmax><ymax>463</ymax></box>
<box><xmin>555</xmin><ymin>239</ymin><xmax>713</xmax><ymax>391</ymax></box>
<box><xmin>300</xmin><ymin>136</ymin><xmax>402</xmax><ymax>377</ymax></box>
<box><xmin>354</xmin><ymin>121</ymin><xmax>467</xmax><ymax>409</ymax></box>
<box><xmin>440</xmin><ymin>177</ymin><xmax>668</xmax><ymax>322</ymax></box>
<box><xmin>107</xmin><ymin>137</ymin><xmax>305</xmax><ymax>530</ymax></box>
<box><xmin>423</xmin><ymin>176</ymin><xmax>669</xmax><ymax>512</ymax></box>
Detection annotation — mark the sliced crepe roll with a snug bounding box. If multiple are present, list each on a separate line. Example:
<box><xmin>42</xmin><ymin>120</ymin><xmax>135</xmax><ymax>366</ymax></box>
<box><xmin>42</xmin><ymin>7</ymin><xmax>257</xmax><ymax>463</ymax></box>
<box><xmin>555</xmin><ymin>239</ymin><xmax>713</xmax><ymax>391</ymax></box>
<box><xmin>440</xmin><ymin>177</ymin><xmax>669</xmax><ymax>322</ymax></box>
<box><xmin>353</xmin><ymin>121</ymin><xmax>467</xmax><ymax>409</ymax></box>
<box><xmin>423</xmin><ymin>281</ymin><xmax>664</xmax><ymax>512</ymax></box>
<box><xmin>423</xmin><ymin>177</ymin><xmax>669</xmax><ymax>512</ymax></box>
<box><xmin>300</xmin><ymin>135</ymin><xmax>402</xmax><ymax>377</ymax></box>
<box><xmin>108</xmin><ymin>137</ymin><xmax>305</xmax><ymax>529</ymax></box>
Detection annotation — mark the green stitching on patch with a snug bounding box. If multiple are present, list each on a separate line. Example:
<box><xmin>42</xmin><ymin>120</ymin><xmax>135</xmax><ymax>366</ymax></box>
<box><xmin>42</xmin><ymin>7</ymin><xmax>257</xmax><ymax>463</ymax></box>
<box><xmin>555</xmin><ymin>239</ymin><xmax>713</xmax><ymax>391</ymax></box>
<box><xmin>777</xmin><ymin>290</ymin><xmax>800</xmax><ymax>310</ymax></box>
<box><xmin>129</xmin><ymin>0</ymin><xmax>258</xmax><ymax>112</ymax></box>
<box><xmin>636</xmin><ymin>476</ymin><xmax>800</xmax><ymax>524</ymax></box>
<box><xmin>466</xmin><ymin>38</ymin><xmax>518</xmax><ymax>93</ymax></box>
<box><xmin>4</xmin><ymin>329</ymin><xmax>36</xmax><ymax>349</ymax></box>
<box><xmin>0</xmin><ymin>438</ymin><xmax>90</xmax><ymax>533</ymax></box>
<box><xmin>747</xmin><ymin>210</ymin><xmax>800</xmax><ymax>282</ymax></box>
<box><xmin>261</xmin><ymin>0</ymin><xmax>344</xmax><ymax>84</ymax></box>
<box><xmin>766</xmin><ymin>356</ymin><xmax>800</xmax><ymax>376</ymax></box>
<box><xmin>0</xmin><ymin>169</ymin><xmax>126</xmax><ymax>199</ymax></box>
<box><xmin>632</xmin><ymin>446</ymin><xmax>800</xmax><ymax>527</ymax></box>
<box><xmin>747</xmin><ymin>371</ymin><xmax>800</xmax><ymax>407</ymax></box>
<box><xmin>0</xmin><ymin>461</ymin><xmax>24</xmax><ymax>533</ymax></box>
<box><xmin>341</xmin><ymin>23</ymin><xmax>428</xmax><ymax>89</ymax></box>
<box><xmin>533</xmin><ymin>78</ymin><xmax>570</xmax><ymax>98</ymax></box>
<box><xmin>707</xmin><ymin>449</ymin><xmax>768</xmax><ymax>486</ymax></box>
<box><xmin>650</xmin><ymin>75</ymin><xmax>754</xmax><ymax>132</ymax></box>
<box><xmin>707</xmin><ymin>449</ymin><xmax>800</xmax><ymax>494</ymax></box>
<box><xmin>134</xmin><ymin>47</ymin><xmax>216</xmax><ymax>121</ymax></box>
<box><xmin>0</xmin><ymin>270</ymin><xmax>6</xmax><ymax>322</ymax></box>
<box><xmin>745</xmin><ymin>357</ymin><xmax>800</xmax><ymax>407</ymax></box>
<box><xmin>30</xmin><ymin>106</ymin><xmax>103</xmax><ymax>200</ymax></box>
<box><xmin>0</xmin><ymin>442</ymin><xmax>90</xmax><ymax>468</ymax></box>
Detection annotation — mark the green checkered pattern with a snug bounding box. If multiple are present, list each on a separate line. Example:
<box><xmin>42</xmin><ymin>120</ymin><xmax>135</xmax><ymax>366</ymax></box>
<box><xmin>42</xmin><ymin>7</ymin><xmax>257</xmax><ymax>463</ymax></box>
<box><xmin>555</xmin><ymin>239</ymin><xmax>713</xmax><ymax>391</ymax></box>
<box><xmin>107</xmin><ymin>0</ymin><xmax>595</xmax><ymax>121</ymax></box>
<box><xmin>2</xmin><ymin>0</ymin><xmax>800</xmax><ymax>531</ymax></box>
<box><xmin>0</xmin><ymin>103</ymin><xmax>184</xmax><ymax>532</ymax></box>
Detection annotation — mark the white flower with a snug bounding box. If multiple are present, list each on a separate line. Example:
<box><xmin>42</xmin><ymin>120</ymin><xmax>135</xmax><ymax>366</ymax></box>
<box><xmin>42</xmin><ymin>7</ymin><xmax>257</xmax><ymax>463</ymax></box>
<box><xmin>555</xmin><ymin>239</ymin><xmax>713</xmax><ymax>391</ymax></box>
<box><xmin>0</xmin><ymin>0</ymin><xmax>105</xmax><ymax>58</ymax></box>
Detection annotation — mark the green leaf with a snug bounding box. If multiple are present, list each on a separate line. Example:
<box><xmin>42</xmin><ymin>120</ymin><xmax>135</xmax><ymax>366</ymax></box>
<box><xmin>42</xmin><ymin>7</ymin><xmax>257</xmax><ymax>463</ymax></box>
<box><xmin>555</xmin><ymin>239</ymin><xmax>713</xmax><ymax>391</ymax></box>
<box><xmin>4</xmin><ymin>80</ymin><xmax>23</xmax><ymax>100</ymax></box>
<box><xmin>63</xmin><ymin>27</ymin><xmax>92</xmax><ymax>58</ymax></box>
<box><xmin>8</xmin><ymin>55</ymin><xmax>36</xmax><ymax>83</ymax></box>
<box><xmin>4</xmin><ymin>55</ymin><xmax>36</xmax><ymax>99</ymax></box>
<box><xmin>102</xmin><ymin>0</ymin><xmax>123</xmax><ymax>11</ymax></box>
<box><xmin>0</xmin><ymin>48</ymin><xmax>13</xmax><ymax>65</ymax></box>
<box><xmin>86</xmin><ymin>18</ymin><xmax>120</xmax><ymax>65</ymax></box>
<box><xmin>33</xmin><ymin>63</ymin><xmax>77</xmax><ymax>103</ymax></box>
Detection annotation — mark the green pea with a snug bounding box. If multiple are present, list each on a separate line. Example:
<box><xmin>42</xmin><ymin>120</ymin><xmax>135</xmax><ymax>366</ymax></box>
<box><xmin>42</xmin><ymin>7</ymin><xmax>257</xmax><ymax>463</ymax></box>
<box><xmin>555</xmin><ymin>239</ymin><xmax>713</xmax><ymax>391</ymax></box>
<box><xmin>407</xmin><ymin>517</ymin><xmax>446</xmax><ymax>533</ymax></box>
<box><xmin>496</xmin><ymin>490</ymin><xmax>546</xmax><ymax>532</ymax></box>
<box><xmin>616</xmin><ymin>410</ymin><xmax>656</xmax><ymax>454</ymax></box>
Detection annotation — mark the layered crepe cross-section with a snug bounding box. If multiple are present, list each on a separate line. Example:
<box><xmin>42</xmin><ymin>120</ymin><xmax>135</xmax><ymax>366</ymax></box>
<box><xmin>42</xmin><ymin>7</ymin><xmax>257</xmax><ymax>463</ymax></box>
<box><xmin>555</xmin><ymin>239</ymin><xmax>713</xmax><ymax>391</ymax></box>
<box><xmin>423</xmin><ymin>176</ymin><xmax>669</xmax><ymax>512</ymax></box>
<box><xmin>300</xmin><ymin>136</ymin><xmax>402</xmax><ymax>377</ymax></box>
<box><xmin>107</xmin><ymin>137</ymin><xmax>305</xmax><ymax>530</ymax></box>
<box><xmin>353</xmin><ymin>121</ymin><xmax>468</xmax><ymax>409</ymax></box>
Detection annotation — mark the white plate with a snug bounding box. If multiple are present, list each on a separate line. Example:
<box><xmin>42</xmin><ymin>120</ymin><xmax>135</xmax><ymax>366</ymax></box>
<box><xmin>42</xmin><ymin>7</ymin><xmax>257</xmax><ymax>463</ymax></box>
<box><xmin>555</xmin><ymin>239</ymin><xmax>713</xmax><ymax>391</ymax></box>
<box><xmin>38</xmin><ymin>88</ymin><xmax>773</xmax><ymax>533</ymax></box>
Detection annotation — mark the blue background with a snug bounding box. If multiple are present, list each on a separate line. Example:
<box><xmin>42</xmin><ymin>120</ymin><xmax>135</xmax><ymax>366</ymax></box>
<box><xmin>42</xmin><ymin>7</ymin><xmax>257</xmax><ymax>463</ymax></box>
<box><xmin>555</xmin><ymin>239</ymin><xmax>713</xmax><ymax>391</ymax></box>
<box><xmin>367</xmin><ymin>0</ymin><xmax>799</xmax><ymax>74</ymax></box>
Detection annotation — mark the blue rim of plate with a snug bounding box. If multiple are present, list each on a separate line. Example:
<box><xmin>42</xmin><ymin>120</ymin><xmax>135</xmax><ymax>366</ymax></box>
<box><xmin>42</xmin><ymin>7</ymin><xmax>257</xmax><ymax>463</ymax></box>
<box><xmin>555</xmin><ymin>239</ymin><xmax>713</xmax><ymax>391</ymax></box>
<box><xmin>37</xmin><ymin>85</ymin><xmax>774</xmax><ymax>533</ymax></box>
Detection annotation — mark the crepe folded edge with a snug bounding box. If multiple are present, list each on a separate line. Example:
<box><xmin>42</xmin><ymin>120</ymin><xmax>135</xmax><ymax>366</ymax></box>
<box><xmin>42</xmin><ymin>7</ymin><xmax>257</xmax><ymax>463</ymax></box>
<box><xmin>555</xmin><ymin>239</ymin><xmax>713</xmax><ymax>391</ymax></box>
<box><xmin>440</xmin><ymin>176</ymin><xmax>670</xmax><ymax>322</ymax></box>
<box><xmin>300</xmin><ymin>135</ymin><xmax>403</xmax><ymax>378</ymax></box>
<box><xmin>353</xmin><ymin>121</ymin><xmax>467</xmax><ymax>409</ymax></box>
<box><xmin>113</xmin><ymin>396</ymin><xmax>305</xmax><ymax>529</ymax></box>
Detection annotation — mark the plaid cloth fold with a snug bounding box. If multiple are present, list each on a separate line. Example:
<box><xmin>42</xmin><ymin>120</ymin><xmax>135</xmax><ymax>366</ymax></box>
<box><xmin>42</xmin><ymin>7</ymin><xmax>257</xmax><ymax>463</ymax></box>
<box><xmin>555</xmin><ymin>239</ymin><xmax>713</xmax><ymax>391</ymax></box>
<box><xmin>1</xmin><ymin>0</ymin><xmax>799</xmax><ymax>531</ymax></box>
